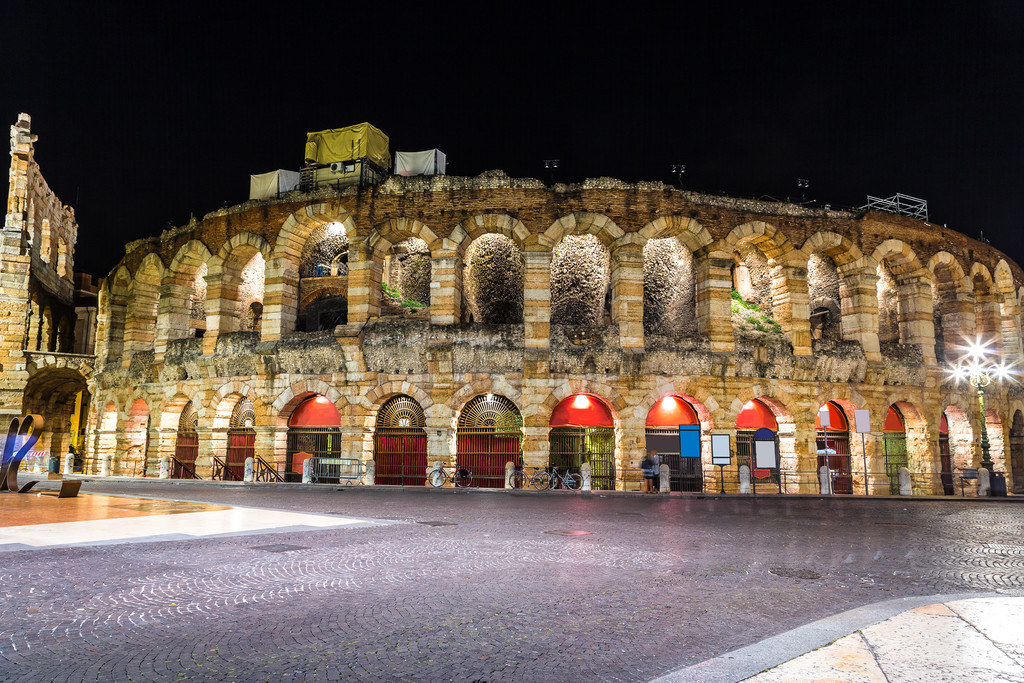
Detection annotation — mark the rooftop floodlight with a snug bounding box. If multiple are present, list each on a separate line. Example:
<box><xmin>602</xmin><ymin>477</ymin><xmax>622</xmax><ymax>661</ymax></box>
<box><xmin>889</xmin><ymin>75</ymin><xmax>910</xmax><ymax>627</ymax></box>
<box><xmin>670</xmin><ymin>163</ymin><xmax>686</xmax><ymax>189</ymax></box>
<box><xmin>797</xmin><ymin>178</ymin><xmax>809</xmax><ymax>188</ymax></box>
<box><xmin>543</xmin><ymin>159</ymin><xmax>560</xmax><ymax>170</ymax></box>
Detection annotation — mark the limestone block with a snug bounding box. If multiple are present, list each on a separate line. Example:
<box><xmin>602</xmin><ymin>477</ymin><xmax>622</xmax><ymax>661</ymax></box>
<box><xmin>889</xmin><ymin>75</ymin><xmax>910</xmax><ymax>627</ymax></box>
<box><xmin>977</xmin><ymin>467</ymin><xmax>991</xmax><ymax>497</ymax></box>
<box><xmin>739</xmin><ymin>464</ymin><xmax>751</xmax><ymax>494</ymax></box>
<box><xmin>898</xmin><ymin>467</ymin><xmax>912</xmax><ymax>495</ymax></box>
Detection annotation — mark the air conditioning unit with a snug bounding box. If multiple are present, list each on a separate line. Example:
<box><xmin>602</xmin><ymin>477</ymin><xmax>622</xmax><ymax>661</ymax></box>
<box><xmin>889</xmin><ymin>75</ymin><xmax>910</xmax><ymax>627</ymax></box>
<box><xmin>329</xmin><ymin>162</ymin><xmax>345</xmax><ymax>173</ymax></box>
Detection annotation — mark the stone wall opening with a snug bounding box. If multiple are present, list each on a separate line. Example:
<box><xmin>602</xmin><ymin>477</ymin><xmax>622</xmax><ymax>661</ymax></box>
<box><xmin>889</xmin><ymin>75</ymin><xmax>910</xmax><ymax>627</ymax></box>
<box><xmin>550</xmin><ymin>234</ymin><xmax>610</xmax><ymax>327</ymax></box>
<box><xmin>876</xmin><ymin>262</ymin><xmax>901</xmax><ymax>344</ymax></box>
<box><xmin>383</xmin><ymin>238</ymin><xmax>430</xmax><ymax>307</ymax></box>
<box><xmin>807</xmin><ymin>252</ymin><xmax>842</xmax><ymax>341</ymax></box>
<box><xmin>643</xmin><ymin>238</ymin><xmax>696</xmax><ymax>337</ymax></box>
<box><xmin>464</xmin><ymin>234</ymin><xmax>524</xmax><ymax>324</ymax></box>
<box><xmin>373</xmin><ymin>394</ymin><xmax>428</xmax><ymax>486</ymax></box>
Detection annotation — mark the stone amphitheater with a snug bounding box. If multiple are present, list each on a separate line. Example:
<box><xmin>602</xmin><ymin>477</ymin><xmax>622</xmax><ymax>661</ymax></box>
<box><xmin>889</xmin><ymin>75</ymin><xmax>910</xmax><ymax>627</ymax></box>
<box><xmin>83</xmin><ymin>168</ymin><xmax>1024</xmax><ymax>495</ymax></box>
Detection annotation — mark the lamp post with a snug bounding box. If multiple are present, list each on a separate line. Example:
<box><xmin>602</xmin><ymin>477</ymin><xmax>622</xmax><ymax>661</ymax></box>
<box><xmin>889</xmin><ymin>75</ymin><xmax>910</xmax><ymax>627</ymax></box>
<box><xmin>949</xmin><ymin>340</ymin><xmax>1013</xmax><ymax>474</ymax></box>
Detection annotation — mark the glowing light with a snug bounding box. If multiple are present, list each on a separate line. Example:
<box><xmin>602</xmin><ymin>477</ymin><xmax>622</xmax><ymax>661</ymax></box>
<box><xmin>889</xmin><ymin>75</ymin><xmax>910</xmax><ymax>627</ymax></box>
<box><xmin>572</xmin><ymin>394</ymin><xmax>592</xmax><ymax>409</ymax></box>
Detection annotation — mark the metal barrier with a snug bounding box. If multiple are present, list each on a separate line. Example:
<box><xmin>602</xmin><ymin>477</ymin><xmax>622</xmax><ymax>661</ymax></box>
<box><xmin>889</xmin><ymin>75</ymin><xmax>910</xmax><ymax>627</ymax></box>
<box><xmin>310</xmin><ymin>457</ymin><xmax>364</xmax><ymax>484</ymax></box>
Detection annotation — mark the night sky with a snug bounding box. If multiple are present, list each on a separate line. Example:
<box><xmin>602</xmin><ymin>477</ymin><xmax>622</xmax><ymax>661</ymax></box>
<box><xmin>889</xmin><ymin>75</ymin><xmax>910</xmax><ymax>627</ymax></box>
<box><xmin>4</xmin><ymin>3</ymin><xmax>1023</xmax><ymax>277</ymax></box>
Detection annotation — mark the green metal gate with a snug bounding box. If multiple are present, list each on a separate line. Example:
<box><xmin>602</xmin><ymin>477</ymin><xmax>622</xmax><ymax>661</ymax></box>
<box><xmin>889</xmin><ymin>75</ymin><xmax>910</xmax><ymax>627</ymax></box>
<box><xmin>548</xmin><ymin>426</ymin><xmax>615</xmax><ymax>490</ymax></box>
<box><xmin>883</xmin><ymin>433</ymin><xmax>908</xmax><ymax>495</ymax></box>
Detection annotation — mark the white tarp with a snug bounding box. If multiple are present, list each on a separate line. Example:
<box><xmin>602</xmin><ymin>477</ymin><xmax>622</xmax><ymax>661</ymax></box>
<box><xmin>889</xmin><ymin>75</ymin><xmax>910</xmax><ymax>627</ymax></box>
<box><xmin>249</xmin><ymin>169</ymin><xmax>301</xmax><ymax>200</ymax></box>
<box><xmin>394</xmin><ymin>149</ymin><xmax>446</xmax><ymax>176</ymax></box>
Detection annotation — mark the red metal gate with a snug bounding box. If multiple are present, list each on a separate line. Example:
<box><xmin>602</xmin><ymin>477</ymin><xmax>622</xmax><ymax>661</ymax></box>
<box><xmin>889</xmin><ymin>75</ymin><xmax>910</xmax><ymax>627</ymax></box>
<box><xmin>374</xmin><ymin>429</ymin><xmax>428</xmax><ymax>485</ymax></box>
<box><xmin>456</xmin><ymin>394</ymin><xmax>522</xmax><ymax>488</ymax></box>
<box><xmin>816</xmin><ymin>430</ymin><xmax>852</xmax><ymax>494</ymax></box>
<box><xmin>173</xmin><ymin>401</ymin><xmax>199</xmax><ymax>479</ymax></box>
<box><xmin>225</xmin><ymin>430</ymin><xmax>254</xmax><ymax>481</ymax></box>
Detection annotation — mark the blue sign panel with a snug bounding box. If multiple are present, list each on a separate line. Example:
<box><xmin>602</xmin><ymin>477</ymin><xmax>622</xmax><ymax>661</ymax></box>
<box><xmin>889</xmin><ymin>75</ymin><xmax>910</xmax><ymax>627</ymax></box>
<box><xmin>678</xmin><ymin>424</ymin><xmax>701</xmax><ymax>458</ymax></box>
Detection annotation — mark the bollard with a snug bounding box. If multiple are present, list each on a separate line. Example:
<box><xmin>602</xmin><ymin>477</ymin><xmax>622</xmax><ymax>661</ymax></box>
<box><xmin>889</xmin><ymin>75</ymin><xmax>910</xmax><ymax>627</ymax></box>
<box><xmin>739</xmin><ymin>465</ymin><xmax>751</xmax><ymax>494</ymax></box>
<box><xmin>898</xmin><ymin>467</ymin><xmax>912</xmax><ymax>496</ymax></box>
<box><xmin>63</xmin><ymin>453</ymin><xmax>74</xmax><ymax>476</ymax></box>
<box><xmin>581</xmin><ymin>462</ymin><xmax>592</xmax><ymax>492</ymax></box>
<box><xmin>244</xmin><ymin>457</ymin><xmax>255</xmax><ymax>482</ymax></box>
<box><xmin>430</xmin><ymin>461</ymin><xmax>443</xmax><ymax>487</ymax></box>
<box><xmin>159</xmin><ymin>456</ymin><xmax>170</xmax><ymax>479</ymax></box>
<box><xmin>659</xmin><ymin>463</ymin><xmax>670</xmax><ymax>494</ymax></box>
<box><xmin>505</xmin><ymin>461</ymin><xmax>515</xmax><ymax>488</ymax></box>
<box><xmin>100</xmin><ymin>455</ymin><xmax>111</xmax><ymax>477</ymax></box>
<box><xmin>819</xmin><ymin>465</ymin><xmax>832</xmax><ymax>494</ymax></box>
<box><xmin>364</xmin><ymin>460</ymin><xmax>375</xmax><ymax>486</ymax></box>
<box><xmin>302</xmin><ymin>458</ymin><xmax>312</xmax><ymax>484</ymax></box>
<box><xmin>977</xmin><ymin>468</ymin><xmax>991</xmax><ymax>497</ymax></box>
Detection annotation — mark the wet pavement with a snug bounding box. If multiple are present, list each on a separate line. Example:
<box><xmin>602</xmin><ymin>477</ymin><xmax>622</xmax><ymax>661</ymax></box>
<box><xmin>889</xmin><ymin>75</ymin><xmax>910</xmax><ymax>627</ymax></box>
<box><xmin>1</xmin><ymin>480</ymin><xmax>1023</xmax><ymax>681</ymax></box>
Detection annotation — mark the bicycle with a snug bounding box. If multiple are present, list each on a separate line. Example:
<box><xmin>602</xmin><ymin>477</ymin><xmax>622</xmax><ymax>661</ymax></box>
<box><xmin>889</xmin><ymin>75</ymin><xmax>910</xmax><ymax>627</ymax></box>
<box><xmin>428</xmin><ymin>463</ymin><xmax>474</xmax><ymax>488</ymax></box>
<box><xmin>508</xmin><ymin>465</ymin><xmax>545</xmax><ymax>489</ymax></box>
<box><xmin>531</xmin><ymin>466</ymin><xmax>582</xmax><ymax>491</ymax></box>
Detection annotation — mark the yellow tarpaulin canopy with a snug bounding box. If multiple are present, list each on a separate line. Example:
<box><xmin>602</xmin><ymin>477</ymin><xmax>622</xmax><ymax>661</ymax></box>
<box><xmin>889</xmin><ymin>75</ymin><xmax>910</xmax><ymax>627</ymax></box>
<box><xmin>304</xmin><ymin>123</ymin><xmax>390</xmax><ymax>168</ymax></box>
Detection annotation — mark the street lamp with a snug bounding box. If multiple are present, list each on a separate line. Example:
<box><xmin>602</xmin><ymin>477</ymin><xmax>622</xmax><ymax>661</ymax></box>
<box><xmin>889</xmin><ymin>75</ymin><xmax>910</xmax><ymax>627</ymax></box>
<box><xmin>948</xmin><ymin>339</ymin><xmax>1014</xmax><ymax>473</ymax></box>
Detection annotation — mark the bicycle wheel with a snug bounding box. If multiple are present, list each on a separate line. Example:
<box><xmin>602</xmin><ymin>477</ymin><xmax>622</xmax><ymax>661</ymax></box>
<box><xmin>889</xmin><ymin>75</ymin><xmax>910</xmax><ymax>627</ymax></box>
<box><xmin>563</xmin><ymin>473</ymin><xmax>582</xmax><ymax>490</ymax></box>
<box><xmin>531</xmin><ymin>472</ymin><xmax>550</xmax><ymax>490</ymax></box>
<box><xmin>429</xmin><ymin>468</ymin><xmax>447</xmax><ymax>488</ymax></box>
<box><xmin>508</xmin><ymin>470</ymin><xmax>524</xmax><ymax>489</ymax></box>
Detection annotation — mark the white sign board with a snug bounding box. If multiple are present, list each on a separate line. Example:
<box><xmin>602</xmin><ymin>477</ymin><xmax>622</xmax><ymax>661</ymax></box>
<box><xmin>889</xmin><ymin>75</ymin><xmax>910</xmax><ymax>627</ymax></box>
<box><xmin>854</xmin><ymin>409</ymin><xmax>871</xmax><ymax>434</ymax></box>
<box><xmin>754</xmin><ymin>440</ymin><xmax>777</xmax><ymax>469</ymax></box>
<box><xmin>818</xmin><ymin>407</ymin><xmax>831</xmax><ymax>428</ymax></box>
<box><xmin>711</xmin><ymin>434</ymin><xmax>731</xmax><ymax>465</ymax></box>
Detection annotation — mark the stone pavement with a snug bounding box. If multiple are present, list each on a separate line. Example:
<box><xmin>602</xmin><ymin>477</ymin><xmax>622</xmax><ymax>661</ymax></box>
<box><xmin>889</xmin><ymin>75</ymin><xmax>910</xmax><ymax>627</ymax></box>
<box><xmin>2</xmin><ymin>479</ymin><xmax>1024</xmax><ymax>682</ymax></box>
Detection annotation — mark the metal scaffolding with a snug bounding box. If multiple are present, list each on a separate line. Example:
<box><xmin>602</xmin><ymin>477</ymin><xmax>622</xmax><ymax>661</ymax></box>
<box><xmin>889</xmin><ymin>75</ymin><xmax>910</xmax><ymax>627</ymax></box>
<box><xmin>863</xmin><ymin>193</ymin><xmax>929</xmax><ymax>221</ymax></box>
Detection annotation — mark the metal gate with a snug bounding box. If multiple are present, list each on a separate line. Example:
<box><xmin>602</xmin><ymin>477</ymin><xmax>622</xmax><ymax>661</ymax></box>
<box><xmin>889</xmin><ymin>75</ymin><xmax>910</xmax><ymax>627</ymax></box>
<box><xmin>883</xmin><ymin>433</ymin><xmax>908</xmax><ymax>495</ymax></box>
<box><xmin>548</xmin><ymin>427</ymin><xmax>615</xmax><ymax>490</ymax></box>
<box><xmin>645</xmin><ymin>427</ymin><xmax>703</xmax><ymax>491</ymax></box>
<box><xmin>736</xmin><ymin>430</ymin><xmax>780</xmax><ymax>491</ymax></box>
<box><xmin>286</xmin><ymin>427</ymin><xmax>342</xmax><ymax>479</ymax></box>
<box><xmin>374</xmin><ymin>395</ymin><xmax>428</xmax><ymax>486</ymax></box>
<box><xmin>224</xmin><ymin>398</ymin><xmax>256</xmax><ymax>481</ymax></box>
<box><xmin>939</xmin><ymin>432</ymin><xmax>954</xmax><ymax>495</ymax></box>
<box><xmin>816</xmin><ymin>430</ymin><xmax>852</xmax><ymax>494</ymax></box>
<box><xmin>456</xmin><ymin>394</ymin><xmax>522</xmax><ymax>488</ymax></box>
<box><xmin>173</xmin><ymin>400</ymin><xmax>199</xmax><ymax>479</ymax></box>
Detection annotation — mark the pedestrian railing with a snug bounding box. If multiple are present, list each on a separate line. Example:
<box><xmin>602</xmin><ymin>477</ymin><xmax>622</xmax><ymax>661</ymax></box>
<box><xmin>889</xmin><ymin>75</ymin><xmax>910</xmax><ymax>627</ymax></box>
<box><xmin>254</xmin><ymin>457</ymin><xmax>284</xmax><ymax>483</ymax></box>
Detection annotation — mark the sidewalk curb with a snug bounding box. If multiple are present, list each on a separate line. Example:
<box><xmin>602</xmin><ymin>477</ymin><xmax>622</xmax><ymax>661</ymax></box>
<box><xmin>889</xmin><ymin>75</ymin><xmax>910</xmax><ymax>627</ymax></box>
<box><xmin>651</xmin><ymin>590</ymin><xmax>1024</xmax><ymax>683</ymax></box>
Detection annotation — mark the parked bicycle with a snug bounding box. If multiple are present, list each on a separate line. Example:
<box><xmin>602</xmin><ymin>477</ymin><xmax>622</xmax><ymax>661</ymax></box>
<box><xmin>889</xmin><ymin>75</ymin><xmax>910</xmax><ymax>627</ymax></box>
<box><xmin>428</xmin><ymin>463</ymin><xmax>474</xmax><ymax>488</ymax></box>
<box><xmin>531</xmin><ymin>466</ymin><xmax>582</xmax><ymax>491</ymax></box>
<box><xmin>507</xmin><ymin>464</ymin><xmax>548</xmax><ymax>491</ymax></box>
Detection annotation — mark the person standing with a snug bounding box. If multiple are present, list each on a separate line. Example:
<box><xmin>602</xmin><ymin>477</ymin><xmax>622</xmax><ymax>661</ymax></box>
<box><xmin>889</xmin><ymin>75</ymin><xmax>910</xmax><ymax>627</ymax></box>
<box><xmin>641</xmin><ymin>450</ymin><xmax>657</xmax><ymax>493</ymax></box>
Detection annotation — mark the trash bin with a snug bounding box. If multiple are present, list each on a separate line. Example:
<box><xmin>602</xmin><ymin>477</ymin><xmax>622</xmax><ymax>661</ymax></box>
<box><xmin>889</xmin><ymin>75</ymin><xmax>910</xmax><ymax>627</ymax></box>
<box><xmin>991</xmin><ymin>472</ymin><xmax>1007</xmax><ymax>497</ymax></box>
<box><xmin>48</xmin><ymin>456</ymin><xmax>60</xmax><ymax>474</ymax></box>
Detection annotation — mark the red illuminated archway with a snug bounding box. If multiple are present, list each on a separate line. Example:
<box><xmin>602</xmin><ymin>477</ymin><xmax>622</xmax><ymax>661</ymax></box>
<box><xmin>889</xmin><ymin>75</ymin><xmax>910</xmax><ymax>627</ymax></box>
<box><xmin>735</xmin><ymin>399</ymin><xmax>779</xmax><ymax>489</ymax></box>
<box><xmin>815</xmin><ymin>401</ymin><xmax>852</xmax><ymax>494</ymax></box>
<box><xmin>646</xmin><ymin>395</ymin><xmax>702</xmax><ymax>492</ymax></box>
<box><xmin>736</xmin><ymin>399</ymin><xmax>778</xmax><ymax>430</ymax></box>
<box><xmin>645</xmin><ymin>395</ymin><xmax>699</xmax><ymax>427</ymax></box>
<box><xmin>286</xmin><ymin>394</ymin><xmax>343</xmax><ymax>479</ymax></box>
<box><xmin>549</xmin><ymin>393</ymin><xmax>616</xmax><ymax>490</ymax></box>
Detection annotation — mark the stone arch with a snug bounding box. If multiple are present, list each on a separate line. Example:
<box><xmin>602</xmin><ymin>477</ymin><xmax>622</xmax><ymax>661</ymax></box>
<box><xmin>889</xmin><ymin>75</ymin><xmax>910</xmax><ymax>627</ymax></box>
<box><xmin>449</xmin><ymin>214</ymin><xmax>531</xmax><ymax>256</ymax></box>
<box><xmin>942</xmin><ymin>403</ymin><xmax>974</xmax><ymax>472</ymax></box>
<box><xmin>156</xmin><ymin>240</ymin><xmax>218</xmax><ymax>349</ymax></box>
<box><xmin>637</xmin><ymin>215</ymin><xmax>713</xmax><ymax>255</ymax></box>
<box><xmin>210</xmin><ymin>382</ymin><xmax>263</xmax><ymax>430</ymax></box>
<box><xmin>728</xmin><ymin>390</ymin><xmax>797</xmax><ymax>489</ymax></box>
<box><xmin>643</xmin><ymin>233</ymin><xmax>697</xmax><ymax>337</ymax></box>
<box><xmin>871</xmin><ymin>240</ymin><xmax>934</xmax><ymax>359</ymax></box>
<box><xmin>97</xmin><ymin>266</ymin><xmax>132</xmax><ymax>364</ymax></box>
<box><xmin>447</xmin><ymin>377</ymin><xmax>523</xmax><ymax>415</ymax></box>
<box><xmin>993</xmin><ymin>260</ymin><xmax>1022</xmax><ymax>362</ymax></box>
<box><xmin>264</xmin><ymin>202</ymin><xmax>355</xmax><ymax>339</ymax></box>
<box><xmin>550</xmin><ymin>232</ymin><xmax>611</xmax><ymax>327</ymax></box>
<box><xmin>273</xmin><ymin>378</ymin><xmax>346</xmax><ymax>427</ymax></box>
<box><xmin>462</xmin><ymin>232</ymin><xmax>525</xmax><ymax>324</ymax></box>
<box><xmin>928</xmin><ymin>251</ymin><xmax>971</xmax><ymax>363</ymax></box>
<box><xmin>121</xmin><ymin>397</ymin><xmax>150</xmax><ymax>477</ymax></box>
<box><xmin>124</xmin><ymin>252</ymin><xmax>165</xmax><ymax>357</ymax></box>
<box><xmin>158</xmin><ymin>389</ymin><xmax>201</xmax><ymax>431</ymax></box>
<box><xmin>540</xmin><ymin>212</ymin><xmax>624</xmax><ymax>250</ymax></box>
<box><xmin>801</xmin><ymin>232</ymin><xmax>870</xmax><ymax>346</ymax></box>
<box><xmin>208</xmin><ymin>232</ymin><xmax>271</xmax><ymax>337</ymax></box>
<box><xmin>970</xmin><ymin>262</ymin><xmax>1002</xmax><ymax>353</ymax></box>
<box><xmin>358</xmin><ymin>217</ymin><xmax>439</xmax><ymax>322</ymax></box>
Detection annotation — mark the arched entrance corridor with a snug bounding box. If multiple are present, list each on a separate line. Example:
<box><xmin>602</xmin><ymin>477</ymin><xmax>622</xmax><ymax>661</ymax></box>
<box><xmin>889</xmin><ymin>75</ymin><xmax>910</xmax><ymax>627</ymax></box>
<box><xmin>735</xmin><ymin>399</ymin><xmax>780</xmax><ymax>492</ymax></box>
<box><xmin>816</xmin><ymin>401</ymin><xmax>852</xmax><ymax>494</ymax></box>
<box><xmin>456</xmin><ymin>394</ymin><xmax>522</xmax><ymax>489</ymax></box>
<box><xmin>645</xmin><ymin>395</ymin><xmax>702</xmax><ymax>492</ymax></box>
<box><xmin>548</xmin><ymin>393</ymin><xmax>616</xmax><ymax>490</ymax></box>
<box><xmin>374</xmin><ymin>395</ymin><xmax>428</xmax><ymax>486</ymax></box>
<box><xmin>286</xmin><ymin>395</ymin><xmax>342</xmax><ymax>481</ymax></box>
<box><xmin>939</xmin><ymin>412</ymin><xmax>954</xmax><ymax>495</ymax></box>
<box><xmin>883</xmin><ymin>405</ymin><xmax>908</xmax><ymax>494</ymax></box>
<box><xmin>221</xmin><ymin>398</ymin><xmax>255</xmax><ymax>481</ymax></box>
<box><xmin>173</xmin><ymin>400</ymin><xmax>199</xmax><ymax>479</ymax></box>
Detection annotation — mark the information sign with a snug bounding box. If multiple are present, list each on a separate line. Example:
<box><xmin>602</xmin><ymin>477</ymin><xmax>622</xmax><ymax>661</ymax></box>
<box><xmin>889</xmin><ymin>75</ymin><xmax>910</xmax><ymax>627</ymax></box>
<box><xmin>711</xmin><ymin>434</ymin><xmax>731</xmax><ymax>465</ymax></box>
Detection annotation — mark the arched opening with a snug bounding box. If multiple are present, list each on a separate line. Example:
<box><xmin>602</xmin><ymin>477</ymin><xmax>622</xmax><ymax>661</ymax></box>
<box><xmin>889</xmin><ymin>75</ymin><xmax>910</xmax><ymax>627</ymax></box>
<box><xmin>548</xmin><ymin>393</ymin><xmax>616</xmax><ymax>490</ymax></box>
<box><xmin>286</xmin><ymin>395</ymin><xmax>342</xmax><ymax>481</ymax></box>
<box><xmin>125</xmin><ymin>398</ymin><xmax>150</xmax><ymax>477</ymax></box>
<box><xmin>381</xmin><ymin>237</ymin><xmax>430</xmax><ymax>315</ymax></box>
<box><xmin>221</xmin><ymin>397</ymin><xmax>255</xmax><ymax>481</ymax></box>
<box><xmin>124</xmin><ymin>257</ymin><xmax>162</xmax><ymax>356</ymax></box>
<box><xmin>815</xmin><ymin>401</ymin><xmax>852</xmax><ymax>494</ymax></box>
<box><xmin>930</xmin><ymin>262</ymin><xmax>962</xmax><ymax>364</ymax></box>
<box><xmin>876</xmin><ymin>263</ymin><xmax>901</xmax><ymax>344</ymax></box>
<box><xmin>373</xmin><ymin>395</ymin><xmax>428</xmax><ymax>486</ymax></box>
<box><xmin>643</xmin><ymin>238</ymin><xmax>696</xmax><ymax>337</ymax></box>
<box><xmin>550</xmin><ymin>234</ymin><xmax>610</xmax><ymax>328</ymax></box>
<box><xmin>299</xmin><ymin>221</ymin><xmax>350</xmax><ymax>330</ymax></box>
<box><xmin>189</xmin><ymin>262</ymin><xmax>208</xmax><ymax>338</ymax></box>
<box><xmin>173</xmin><ymin>400</ymin><xmax>199</xmax><ymax>479</ymax></box>
<box><xmin>939</xmin><ymin>411</ymin><xmax>954</xmax><ymax>495</ymax></box>
<box><xmin>973</xmin><ymin>269</ymin><xmax>1002</xmax><ymax>355</ymax></box>
<box><xmin>735</xmin><ymin>399</ymin><xmax>781</xmax><ymax>492</ymax></box>
<box><xmin>645</xmin><ymin>395</ymin><xmax>702</xmax><ymax>491</ymax></box>
<box><xmin>730</xmin><ymin>245</ymin><xmax>783</xmax><ymax>337</ymax></box>
<box><xmin>883</xmin><ymin>405</ymin><xmax>908</xmax><ymax>494</ymax></box>
<box><xmin>222</xmin><ymin>248</ymin><xmax>266</xmax><ymax>335</ymax></box>
<box><xmin>1010</xmin><ymin>410</ymin><xmax>1024</xmax><ymax>493</ymax></box>
<box><xmin>456</xmin><ymin>394</ymin><xmax>523</xmax><ymax>488</ymax></box>
<box><xmin>95</xmin><ymin>402</ymin><xmax>118</xmax><ymax>474</ymax></box>
<box><xmin>463</xmin><ymin>234</ymin><xmax>524</xmax><ymax>324</ymax></box>
<box><xmin>807</xmin><ymin>252</ymin><xmax>842</xmax><ymax>342</ymax></box>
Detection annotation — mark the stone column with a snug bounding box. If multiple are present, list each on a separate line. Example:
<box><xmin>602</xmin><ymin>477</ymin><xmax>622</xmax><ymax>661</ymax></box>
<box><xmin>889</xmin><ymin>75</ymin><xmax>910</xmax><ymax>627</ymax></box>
<box><xmin>195</xmin><ymin>426</ymin><xmax>214</xmax><ymax>479</ymax></box>
<box><xmin>837</xmin><ymin>264</ymin><xmax>881</xmax><ymax>362</ymax></box>
<box><xmin>999</xmin><ymin>295</ymin><xmax>1022</xmax><ymax>364</ymax></box>
<box><xmin>260</xmin><ymin>253</ymin><xmax>299</xmax><ymax>341</ymax></box>
<box><xmin>773</xmin><ymin>265</ymin><xmax>812</xmax><ymax>356</ymax></box>
<box><xmin>346</xmin><ymin>243</ymin><xmax>382</xmax><ymax>326</ymax></box>
<box><xmin>201</xmin><ymin>269</ymin><xmax>230</xmax><ymax>354</ymax></box>
<box><xmin>898</xmin><ymin>275</ymin><xmax>937</xmax><ymax>364</ymax></box>
<box><xmin>430</xmin><ymin>243</ymin><xmax>462</xmax><ymax>325</ymax></box>
<box><xmin>523</xmin><ymin>249</ymin><xmax>552</xmax><ymax>351</ymax></box>
<box><xmin>610</xmin><ymin>242</ymin><xmax>645</xmax><ymax>351</ymax></box>
<box><xmin>694</xmin><ymin>250</ymin><xmax>734</xmax><ymax>353</ymax></box>
<box><xmin>154</xmin><ymin>281</ymin><xmax>194</xmax><ymax>358</ymax></box>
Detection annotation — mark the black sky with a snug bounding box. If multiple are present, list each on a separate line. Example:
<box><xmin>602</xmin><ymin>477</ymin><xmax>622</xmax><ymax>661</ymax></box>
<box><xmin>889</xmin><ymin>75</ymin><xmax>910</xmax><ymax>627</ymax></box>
<box><xmin>4</xmin><ymin>2</ymin><xmax>1023</xmax><ymax>277</ymax></box>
